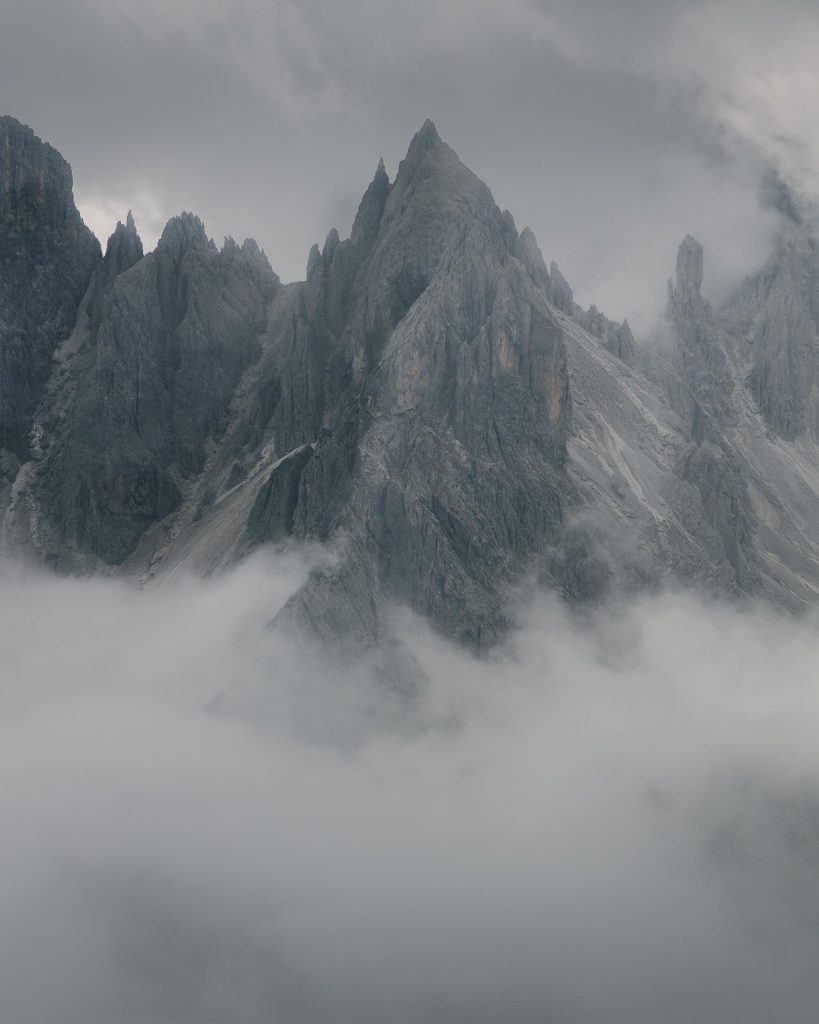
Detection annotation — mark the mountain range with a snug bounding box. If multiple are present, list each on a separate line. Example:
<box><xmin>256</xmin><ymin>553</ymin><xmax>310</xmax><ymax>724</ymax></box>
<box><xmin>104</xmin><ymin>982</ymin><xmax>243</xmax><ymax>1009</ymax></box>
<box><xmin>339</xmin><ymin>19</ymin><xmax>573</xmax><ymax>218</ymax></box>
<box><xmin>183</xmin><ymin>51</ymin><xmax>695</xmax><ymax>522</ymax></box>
<box><xmin>2</xmin><ymin>113</ymin><xmax>819</xmax><ymax>653</ymax></box>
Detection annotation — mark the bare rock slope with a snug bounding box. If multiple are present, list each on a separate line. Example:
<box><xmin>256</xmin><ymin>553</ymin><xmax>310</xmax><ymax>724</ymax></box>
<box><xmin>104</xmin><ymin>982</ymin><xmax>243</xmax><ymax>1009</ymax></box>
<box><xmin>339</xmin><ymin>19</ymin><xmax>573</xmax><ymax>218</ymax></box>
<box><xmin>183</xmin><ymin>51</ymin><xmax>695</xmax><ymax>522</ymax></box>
<box><xmin>5</xmin><ymin>116</ymin><xmax>819</xmax><ymax>650</ymax></box>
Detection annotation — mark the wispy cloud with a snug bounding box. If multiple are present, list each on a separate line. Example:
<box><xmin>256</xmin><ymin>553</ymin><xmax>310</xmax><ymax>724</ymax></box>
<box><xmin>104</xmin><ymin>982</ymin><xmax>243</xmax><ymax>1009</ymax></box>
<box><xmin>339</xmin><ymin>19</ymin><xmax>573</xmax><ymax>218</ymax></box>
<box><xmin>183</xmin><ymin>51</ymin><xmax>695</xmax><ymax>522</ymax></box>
<box><xmin>2</xmin><ymin>554</ymin><xmax>819</xmax><ymax>1022</ymax></box>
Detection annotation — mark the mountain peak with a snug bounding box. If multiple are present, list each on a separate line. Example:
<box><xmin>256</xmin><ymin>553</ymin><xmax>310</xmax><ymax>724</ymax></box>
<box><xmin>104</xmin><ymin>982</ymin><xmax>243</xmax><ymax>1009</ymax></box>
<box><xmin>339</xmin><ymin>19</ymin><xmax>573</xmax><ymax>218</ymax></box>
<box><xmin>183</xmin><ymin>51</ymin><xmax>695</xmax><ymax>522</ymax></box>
<box><xmin>517</xmin><ymin>226</ymin><xmax>550</xmax><ymax>288</ymax></box>
<box><xmin>401</xmin><ymin>118</ymin><xmax>448</xmax><ymax>171</ymax></box>
<box><xmin>351</xmin><ymin>157</ymin><xmax>391</xmax><ymax>245</ymax></box>
<box><xmin>549</xmin><ymin>260</ymin><xmax>575</xmax><ymax>313</ymax></box>
<box><xmin>675</xmin><ymin>235</ymin><xmax>703</xmax><ymax>296</ymax></box>
<box><xmin>0</xmin><ymin>114</ymin><xmax>59</xmax><ymax>166</ymax></box>
<box><xmin>86</xmin><ymin>211</ymin><xmax>144</xmax><ymax>333</ymax></box>
<box><xmin>103</xmin><ymin>210</ymin><xmax>143</xmax><ymax>273</ymax></box>
<box><xmin>157</xmin><ymin>212</ymin><xmax>212</xmax><ymax>259</ymax></box>
<box><xmin>11</xmin><ymin>113</ymin><xmax>819</xmax><ymax>655</ymax></box>
<box><xmin>387</xmin><ymin>117</ymin><xmax>492</xmax><ymax>225</ymax></box>
<box><xmin>113</xmin><ymin>209</ymin><xmax>140</xmax><ymax>243</ymax></box>
<box><xmin>0</xmin><ymin>113</ymin><xmax>101</xmax><ymax>459</ymax></box>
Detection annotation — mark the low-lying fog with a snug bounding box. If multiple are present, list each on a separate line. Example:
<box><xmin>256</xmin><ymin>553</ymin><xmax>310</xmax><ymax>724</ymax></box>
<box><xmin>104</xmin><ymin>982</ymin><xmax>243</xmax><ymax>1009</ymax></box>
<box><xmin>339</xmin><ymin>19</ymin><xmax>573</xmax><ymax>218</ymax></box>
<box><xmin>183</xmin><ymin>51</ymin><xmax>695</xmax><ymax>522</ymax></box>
<box><xmin>2</xmin><ymin>551</ymin><xmax>819</xmax><ymax>1023</ymax></box>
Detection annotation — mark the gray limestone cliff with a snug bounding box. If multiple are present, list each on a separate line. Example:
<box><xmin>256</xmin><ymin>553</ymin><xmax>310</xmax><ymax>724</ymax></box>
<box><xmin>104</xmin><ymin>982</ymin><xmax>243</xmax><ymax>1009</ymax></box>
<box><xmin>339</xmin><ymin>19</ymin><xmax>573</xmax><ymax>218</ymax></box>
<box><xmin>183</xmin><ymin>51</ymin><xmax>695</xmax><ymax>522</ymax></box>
<box><xmin>724</xmin><ymin>234</ymin><xmax>819</xmax><ymax>440</ymax></box>
<box><xmin>30</xmin><ymin>214</ymin><xmax>279</xmax><ymax>566</ymax></box>
<box><xmin>663</xmin><ymin>237</ymin><xmax>757</xmax><ymax>591</ymax></box>
<box><xmin>239</xmin><ymin>121</ymin><xmax>572</xmax><ymax>648</ymax></box>
<box><xmin>5</xmin><ymin>116</ymin><xmax>819</xmax><ymax>652</ymax></box>
<box><xmin>666</xmin><ymin>234</ymin><xmax>736</xmax><ymax>439</ymax></box>
<box><xmin>518</xmin><ymin>237</ymin><xmax>634</xmax><ymax>367</ymax></box>
<box><xmin>0</xmin><ymin>116</ymin><xmax>100</xmax><ymax>465</ymax></box>
<box><xmin>574</xmin><ymin>304</ymin><xmax>634</xmax><ymax>365</ymax></box>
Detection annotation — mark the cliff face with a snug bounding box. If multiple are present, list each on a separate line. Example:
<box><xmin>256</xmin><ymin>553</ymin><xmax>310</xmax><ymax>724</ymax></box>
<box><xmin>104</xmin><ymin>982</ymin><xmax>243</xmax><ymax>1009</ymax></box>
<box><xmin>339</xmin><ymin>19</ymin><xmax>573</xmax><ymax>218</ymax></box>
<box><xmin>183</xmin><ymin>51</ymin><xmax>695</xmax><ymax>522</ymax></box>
<box><xmin>723</xmin><ymin>235</ymin><xmax>819</xmax><ymax>441</ymax></box>
<box><xmin>5</xmin><ymin>116</ymin><xmax>819</xmax><ymax>651</ymax></box>
<box><xmin>0</xmin><ymin>116</ymin><xmax>100</xmax><ymax>465</ymax></box>
<box><xmin>263</xmin><ymin>121</ymin><xmax>572</xmax><ymax>648</ymax></box>
<box><xmin>31</xmin><ymin>213</ymin><xmax>280</xmax><ymax>566</ymax></box>
<box><xmin>2</xmin><ymin>120</ymin><xmax>572</xmax><ymax>649</ymax></box>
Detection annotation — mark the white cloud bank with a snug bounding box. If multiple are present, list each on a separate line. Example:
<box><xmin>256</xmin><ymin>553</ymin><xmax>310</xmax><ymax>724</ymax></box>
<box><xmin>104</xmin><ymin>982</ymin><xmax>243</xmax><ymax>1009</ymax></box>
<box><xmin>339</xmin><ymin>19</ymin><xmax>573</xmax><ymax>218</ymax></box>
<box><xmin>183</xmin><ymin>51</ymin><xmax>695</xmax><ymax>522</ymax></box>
<box><xmin>2</xmin><ymin>554</ymin><xmax>819</xmax><ymax>1022</ymax></box>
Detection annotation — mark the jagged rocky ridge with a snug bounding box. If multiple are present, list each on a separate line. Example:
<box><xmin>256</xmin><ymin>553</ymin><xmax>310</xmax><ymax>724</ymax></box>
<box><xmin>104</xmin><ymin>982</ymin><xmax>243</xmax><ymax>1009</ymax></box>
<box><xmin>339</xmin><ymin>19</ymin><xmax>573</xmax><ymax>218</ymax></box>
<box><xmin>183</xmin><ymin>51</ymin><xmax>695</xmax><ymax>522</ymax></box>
<box><xmin>0</xmin><ymin>117</ymin><xmax>100</xmax><ymax>467</ymax></box>
<box><xmin>3</xmin><ymin>114</ymin><xmax>819</xmax><ymax>652</ymax></box>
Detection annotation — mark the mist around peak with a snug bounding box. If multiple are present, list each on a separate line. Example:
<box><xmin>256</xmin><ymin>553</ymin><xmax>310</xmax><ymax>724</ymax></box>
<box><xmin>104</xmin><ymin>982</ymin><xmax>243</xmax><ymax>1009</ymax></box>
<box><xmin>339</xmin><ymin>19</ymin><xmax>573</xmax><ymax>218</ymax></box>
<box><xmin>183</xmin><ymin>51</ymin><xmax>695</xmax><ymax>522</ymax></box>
<box><xmin>3</xmin><ymin>555</ymin><xmax>819</xmax><ymax>1024</ymax></box>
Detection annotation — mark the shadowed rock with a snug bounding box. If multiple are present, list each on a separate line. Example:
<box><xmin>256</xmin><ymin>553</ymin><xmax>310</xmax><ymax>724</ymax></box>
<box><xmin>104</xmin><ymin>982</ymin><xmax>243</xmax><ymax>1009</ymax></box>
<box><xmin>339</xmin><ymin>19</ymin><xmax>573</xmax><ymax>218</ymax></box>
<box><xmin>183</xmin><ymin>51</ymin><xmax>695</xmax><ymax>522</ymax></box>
<box><xmin>666</xmin><ymin>235</ymin><xmax>735</xmax><ymax>438</ymax></box>
<box><xmin>0</xmin><ymin>116</ymin><xmax>100</xmax><ymax>461</ymax></box>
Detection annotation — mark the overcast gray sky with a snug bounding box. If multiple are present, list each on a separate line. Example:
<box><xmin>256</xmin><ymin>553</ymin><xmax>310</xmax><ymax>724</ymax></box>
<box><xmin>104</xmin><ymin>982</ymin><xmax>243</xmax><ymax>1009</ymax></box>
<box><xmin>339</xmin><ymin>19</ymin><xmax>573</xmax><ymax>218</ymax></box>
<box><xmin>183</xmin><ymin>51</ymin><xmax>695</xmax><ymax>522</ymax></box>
<box><xmin>3</xmin><ymin>0</ymin><xmax>818</xmax><ymax>331</ymax></box>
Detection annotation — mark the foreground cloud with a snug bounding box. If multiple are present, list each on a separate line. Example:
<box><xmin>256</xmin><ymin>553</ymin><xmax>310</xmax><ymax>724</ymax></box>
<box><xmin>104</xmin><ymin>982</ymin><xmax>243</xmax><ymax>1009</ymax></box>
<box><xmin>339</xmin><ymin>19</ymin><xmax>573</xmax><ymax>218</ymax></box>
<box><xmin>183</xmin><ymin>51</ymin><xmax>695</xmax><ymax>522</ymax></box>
<box><xmin>1</xmin><ymin>554</ymin><xmax>819</xmax><ymax>1023</ymax></box>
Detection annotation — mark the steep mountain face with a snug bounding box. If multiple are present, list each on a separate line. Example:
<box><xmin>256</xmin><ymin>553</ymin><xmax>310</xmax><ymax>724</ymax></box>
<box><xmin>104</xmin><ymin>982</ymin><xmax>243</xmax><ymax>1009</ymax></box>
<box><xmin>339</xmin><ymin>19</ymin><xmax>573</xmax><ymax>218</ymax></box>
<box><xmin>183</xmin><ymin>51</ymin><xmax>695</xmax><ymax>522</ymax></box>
<box><xmin>0</xmin><ymin>116</ymin><xmax>100</xmax><ymax>467</ymax></box>
<box><xmin>134</xmin><ymin>122</ymin><xmax>571</xmax><ymax>649</ymax></box>
<box><xmin>666</xmin><ymin>234</ymin><xmax>737</xmax><ymax>436</ymax></box>
<box><xmin>560</xmin><ymin>223</ymin><xmax>819</xmax><ymax>609</ymax></box>
<box><xmin>664</xmin><ymin>235</ymin><xmax>758</xmax><ymax>590</ymax></box>
<box><xmin>724</xmin><ymin>234</ymin><xmax>819</xmax><ymax>440</ymax></box>
<box><xmin>4</xmin><ymin>207</ymin><xmax>279</xmax><ymax>568</ymax></box>
<box><xmin>271</xmin><ymin>122</ymin><xmax>571</xmax><ymax>647</ymax></box>
<box><xmin>4</xmin><ymin>115</ymin><xmax>819</xmax><ymax>651</ymax></box>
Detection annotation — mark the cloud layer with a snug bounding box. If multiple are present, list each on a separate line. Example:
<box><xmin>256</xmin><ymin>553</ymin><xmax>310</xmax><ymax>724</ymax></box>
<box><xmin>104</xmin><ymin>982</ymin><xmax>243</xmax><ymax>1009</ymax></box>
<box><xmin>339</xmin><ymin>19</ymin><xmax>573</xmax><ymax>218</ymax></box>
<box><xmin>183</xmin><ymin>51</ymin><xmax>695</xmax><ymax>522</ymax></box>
<box><xmin>3</xmin><ymin>554</ymin><xmax>819</xmax><ymax>1022</ymax></box>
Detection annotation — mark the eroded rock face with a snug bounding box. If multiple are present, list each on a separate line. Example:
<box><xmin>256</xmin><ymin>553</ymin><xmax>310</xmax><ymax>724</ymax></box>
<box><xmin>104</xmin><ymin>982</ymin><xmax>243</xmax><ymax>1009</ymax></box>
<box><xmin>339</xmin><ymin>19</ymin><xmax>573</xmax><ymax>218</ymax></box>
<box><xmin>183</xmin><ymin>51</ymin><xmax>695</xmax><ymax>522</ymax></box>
<box><xmin>665</xmin><ymin>234</ymin><xmax>736</xmax><ymax>440</ymax></box>
<box><xmin>32</xmin><ymin>213</ymin><xmax>279</xmax><ymax>565</ymax></box>
<box><xmin>548</xmin><ymin>260</ymin><xmax>575</xmax><ymax>313</ymax></box>
<box><xmin>251</xmin><ymin>121</ymin><xmax>572</xmax><ymax>647</ymax></box>
<box><xmin>725</xmin><ymin>235</ymin><xmax>819</xmax><ymax>440</ymax></box>
<box><xmin>6</xmin><ymin>115</ymin><xmax>819</xmax><ymax>651</ymax></box>
<box><xmin>0</xmin><ymin>116</ymin><xmax>100</xmax><ymax>462</ymax></box>
<box><xmin>1</xmin><ymin>120</ymin><xmax>573</xmax><ymax>647</ymax></box>
<box><xmin>675</xmin><ymin>233</ymin><xmax>703</xmax><ymax>296</ymax></box>
<box><xmin>86</xmin><ymin>211</ymin><xmax>144</xmax><ymax>336</ymax></box>
<box><xmin>662</xmin><ymin>237</ymin><xmax>758</xmax><ymax>588</ymax></box>
<box><xmin>574</xmin><ymin>303</ymin><xmax>635</xmax><ymax>365</ymax></box>
<box><xmin>675</xmin><ymin>441</ymin><xmax>756</xmax><ymax>590</ymax></box>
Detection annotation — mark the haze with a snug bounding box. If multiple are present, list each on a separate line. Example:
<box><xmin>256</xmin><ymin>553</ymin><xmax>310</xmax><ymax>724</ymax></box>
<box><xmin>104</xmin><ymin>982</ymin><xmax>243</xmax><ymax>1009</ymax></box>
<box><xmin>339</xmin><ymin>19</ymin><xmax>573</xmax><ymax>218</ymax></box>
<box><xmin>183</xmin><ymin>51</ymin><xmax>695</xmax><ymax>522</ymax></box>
<box><xmin>4</xmin><ymin>0</ymin><xmax>819</xmax><ymax>329</ymax></box>
<box><xmin>2</xmin><ymin>554</ymin><xmax>819</xmax><ymax>1022</ymax></box>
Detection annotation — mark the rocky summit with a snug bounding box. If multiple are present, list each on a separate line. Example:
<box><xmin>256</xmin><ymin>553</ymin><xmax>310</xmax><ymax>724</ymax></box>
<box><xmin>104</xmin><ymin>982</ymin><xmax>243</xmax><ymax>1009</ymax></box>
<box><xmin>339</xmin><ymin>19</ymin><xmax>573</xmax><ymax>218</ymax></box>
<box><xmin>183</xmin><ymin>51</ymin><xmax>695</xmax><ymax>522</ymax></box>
<box><xmin>3</xmin><ymin>114</ymin><xmax>819</xmax><ymax>652</ymax></box>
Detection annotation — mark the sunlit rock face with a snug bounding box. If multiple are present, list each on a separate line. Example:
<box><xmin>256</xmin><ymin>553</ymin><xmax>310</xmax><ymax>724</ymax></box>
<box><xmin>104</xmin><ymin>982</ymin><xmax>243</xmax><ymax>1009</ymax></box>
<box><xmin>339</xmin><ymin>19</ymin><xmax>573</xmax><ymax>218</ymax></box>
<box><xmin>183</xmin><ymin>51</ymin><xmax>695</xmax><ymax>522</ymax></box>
<box><xmin>6</xmin><ymin>116</ymin><xmax>819</xmax><ymax>650</ymax></box>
